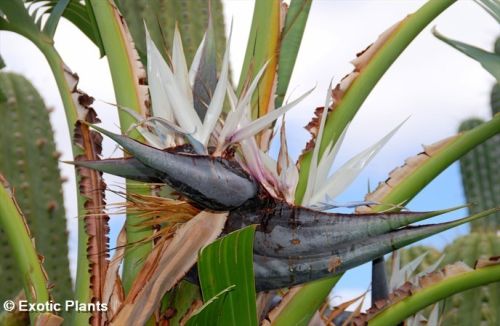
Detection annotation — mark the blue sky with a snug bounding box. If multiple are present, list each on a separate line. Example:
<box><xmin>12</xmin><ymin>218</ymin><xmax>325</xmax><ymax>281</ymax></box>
<box><xmin>0</xmin><ymin>0</ymin><xmax>498</xmax><ymax>310</ymax></box>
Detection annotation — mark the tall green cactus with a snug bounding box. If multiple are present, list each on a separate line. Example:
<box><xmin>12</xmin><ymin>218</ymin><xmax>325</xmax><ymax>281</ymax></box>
<box><xmin>458</xmin><ymin>117</ymin><xmax>500</xmax><ymax>231</ymax></box>
<box><xmin>440</xmin><ymin>232</ymin><xmax>500</xmax><ymax>325</ymax></box>
<box><xmin>0</xmin><ymin>73</ymin><xmax>72</xmax><ymax>306</ymax></box>
<box><xmin>458</xmin><ymin>37</ymin><xmax>500</xmax><ymax>231</ymax></box>
<box><xmin>116</xmin><ymin>0</ymin><xmax>227</xmax><ymax>66</ymax></box>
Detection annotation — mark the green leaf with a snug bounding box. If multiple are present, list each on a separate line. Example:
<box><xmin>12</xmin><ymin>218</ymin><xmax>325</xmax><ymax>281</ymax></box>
<box><xmin>198</xmin><ymin>226</ymin><xmax>258</xmax><ymax>326</ymax></box>
<box><xmin>275</xmin><ymin>0</ymin><xmax>312</xmax><ymax>108</ymax></box>
<box><xmin>84</xmin><ymin>0</ymin><xmax>105</xmax><ymax>57</ymax></box>
<box><xmin>186</xmin><ymin>285</ymin><xmax>235</xmax><ymax>326</ymax></box>
<box><xmin>433</xmin><ymin>27</ymin><xmax>500</xmax><ymax>82</ymax></box>
<box><xmin>42</xmin><ymin>0</ymin><xmax>70</xmax><ymax>38</ymax></box>
<box><xmin>237</xmin><ymin>0</ymin><xmax>281</xmax><ymax>119</ymax></box>
<box><xmin>0</xmin><ymin>0</ymin><xmax>43</xmax><ymax>41</ymax></box>
<box><xmin>272</xmin><ymin>277</ymin><xmax>341</xmax><ymax>326</ymax></box>
<box><xmin>164</xmin><ymin>281</ymin><xmax>202</xmax><ymax>326</ymax></box>
<box><xmin>474</xmin><ymin>0</ymin><xmax>500</xmax><ymax>23</ymax></box>
<box><xmin>0</xmin><ymin>175</ymin><xmax>50</xmax><ymax>323</ymax></box>
<box><xmin>0</xmin><ymin>53</ymin><xmax>5</xmax><ymax>69</ymax></box>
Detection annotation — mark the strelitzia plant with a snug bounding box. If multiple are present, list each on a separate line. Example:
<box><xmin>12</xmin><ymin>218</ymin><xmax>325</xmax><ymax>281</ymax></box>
<box><xmin>0</xmin><ymin>0</ymin><xmax>499</xmax><ymax>325</ymax></box>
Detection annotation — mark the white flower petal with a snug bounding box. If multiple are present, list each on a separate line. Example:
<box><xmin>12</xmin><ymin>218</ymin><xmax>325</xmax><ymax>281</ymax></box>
<box><xmin>188</xmin><ymin>33</ymin><xmax>206</xmax><ymax>86</ymax></box>
<box><xmin>146</xmin><ymin>27</ymin><xmax>174</xmax><ymax>123</ymax></box>
<box><xmin>228</xmin><ymin>87</ymin><xmax>314</xmax><ymax>145</ymax></box>
<box><xmin>199</xmin><ymin>28</ymin><xmax>232</xmax><ymax>145</ymax></box>
<box><xmin>314</xmin><ymin>123</ymin><xmax>349</xmax><ymax>191</ymax></box>
<box><xmin>173</xmin><ymin>25</ymin><xmax>193</xmax><ymax>104</ymax></box>
<box><xmin>309</xmin><ymin>118</ymin><xmax>408</xmax><ymax>205</ymax></box>
<box><xmin>146</xmin><ymin>27</ymin><xmax>203</xmax><ymax>140</ymax></box>
<box><xmin>302</xmin><ymin>82</ymin><xmax>332</xmax><ymax>205</ymax></box>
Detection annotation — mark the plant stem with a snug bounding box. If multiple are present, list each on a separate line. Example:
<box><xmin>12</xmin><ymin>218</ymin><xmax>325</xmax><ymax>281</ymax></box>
<box><xmin>368</xmin><ymin>263</ymin><xmax>500</xmax><ymax>326</ymax></box>
<box><xmin>35</xmin><ymin>42</ymin><xmax>92</xmax><ymax>325</ymax></box>
<box><xmin>0</xmin><ymin>175</ymin><xmax>50</xmax><ymax>323</ymax></box>
<box><xmin>88</xmin><ymin>0</ymin><xmax>152</xmax><ymax>293</ymax></box>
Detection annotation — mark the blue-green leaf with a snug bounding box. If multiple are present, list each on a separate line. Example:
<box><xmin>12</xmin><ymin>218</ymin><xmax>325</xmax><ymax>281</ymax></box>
<box><xmin>433</xmin><ymin>27</ymin><xmax>500</xmax><ymax>82</ymax></box>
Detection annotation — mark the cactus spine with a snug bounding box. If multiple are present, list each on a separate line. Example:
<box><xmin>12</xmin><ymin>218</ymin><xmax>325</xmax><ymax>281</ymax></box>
<box><xmin>116</xmin><ymin>0</ymin><xmax>227</xmax><ymax>66</ymax></box>
<box><xmin>0</xmin><ymin>73</ymin><xmax>72</xmax><ymax>306</ymax></box>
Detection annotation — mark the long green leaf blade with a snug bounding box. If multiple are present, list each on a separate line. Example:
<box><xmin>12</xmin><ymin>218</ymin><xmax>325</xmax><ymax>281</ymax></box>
<box><xmin>198</xmin><ymin>226</ymin><xmax>258</xmax><ymax>326</ymax></box>
<box><xmin>474</xmin><ymin>0</ymin><xmax>500</xmax><ymax>23</ymax></box>
<box><xmin>275</xmin><ymin>0</ymin><xmax>312</xmax><ymax>108</ymax></box>
<box><xmin>237</xmin><ymin>0</ymin><xmax>281</xmax><ymax>119</ymax></box>
<box><xmin>42</xmin><ymin>0</ymin><xmax>70</xmax><ymax>38</ymax></box>
<box><xmin>186</xmin><ymin>285</ymin><xmax>235</xmax><ymax>326</ymax></box>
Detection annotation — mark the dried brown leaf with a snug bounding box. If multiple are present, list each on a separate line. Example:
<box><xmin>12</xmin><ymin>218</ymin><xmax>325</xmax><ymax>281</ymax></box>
<box><xmin>261</xmin><ymin>286</ymin><xmax>302</xmax><ymax>326</ymax></box>
<box><xmin>179</xmin><ymin>299</ymin><xmax>204</xmax><ymax>326</ymax></box>
<box><xmin>341</xmin><ymin>293</ymin><xmax>366</xmax><ymax>326</ymax></box>
<box><xmin>475</xmin><ymin>255</ymin><xmax>500</xmax><ymax>269</ymax></box>
<box><xmin>102</xmin><ymin>228</ymin><xmax>127</xmax><ymax>322</ymax></box>
<box><xmin>68</xmin><ymin>73</ymin><xmax>110</xmax><ymax>325</ymax></box>
<box><xmin>256</xmin><ymin>291</ymin><xmax>277</xmax><ymax>322</ymax></box>
<box><xmin>324</xmin><ymin>291</ymin><xmax>367</xmax><ymax>325</ymax></box>
<box><xmin>110</xmin><ymin>211</ymin><xmax>227</xmax><ymax>325</ymax></box>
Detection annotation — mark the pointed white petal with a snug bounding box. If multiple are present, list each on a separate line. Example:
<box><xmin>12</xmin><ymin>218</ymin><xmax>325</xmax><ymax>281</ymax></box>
<box><xmin>302</xmin><ymin>82</ymin><xmax>332</xmax><ymax>205</ymax></box>
<box><xmin>238</xmin><ymin>61</ymin><xmax>270</xmax><ymax>113</ymax></box>
<box><xmin>427</xmin><ymin>304</ymin><xmax>440</xmax><ymax>326</ymax></box>
<box><xmin>136</xmin><ymin>126</ymin><xmax>166</xmax><ymax>149</ymax></box>
<box><xmin>309</xmin><ymin>118</ymin><xmax>407</xmax><ymax>205</ymax></box>
<box><xmin>188</xmin><ymin>32</ymin><xmax>206</xmax><ymax>85</ymax></box>
<box><xmin>390</xmin><ymin>251</ymin><xmax>427</xmax><ymax>290</ymax></box>
<box><xmin>276</xmin><ymin>120</ymin><xmax>298</xmax><ymax>201</ymax></box>
<box><xmin>146</xmin><ymin>27</ymin><xmax>203</xmax><ymax>140</ymax></box>
<box><xmin>228</xmin><ymin>87</ymin><xmax>314</xmax><ymax>145</ymax></box>
<box><xmin>259</xmin><ymin>150</ymin><xmax>278</xmax><ymax>177</ymax></box>
<box><xmin>142</xmin><ymin>116</ymin><xmax>193</xmax><ymax>135</ymax></box>
<box><xmin>415</xmin><ymin>254</ymin><xmax>444</xmax><ymax>279</ymax></box>
<box><xmin>173</xmin><ymin>25</ymin><xmax>193</xmax><ymax>103</ymax></box>
<box><xmin>218</xmin><ymin>85</ymin><xmax>245</xmax><ymax>141</ymax></box>
<box><xmin>199</xmin><ymin>28</ymin><xmax>232</xmax><ymax>145</ymax></box>
<box><xmin>146</xmin><ymin>27</ymin><xmax>174</xmax><ymax>123</ymax></box>
<box><xmin>314</xmin><ymin>122</ymin><xmax>349</xmax><ymax>191</ymax></box>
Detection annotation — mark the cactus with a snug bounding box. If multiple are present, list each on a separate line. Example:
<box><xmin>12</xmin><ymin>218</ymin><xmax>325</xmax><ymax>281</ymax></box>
<box><xmin>0</xmin><ymin>73</ymin><xmax>72</xmax><ymax>306</ymax></box>
<box><xmin>458</xmin><ymin>117</ymin><xmax>500</xmax><ymax>231</ymax></box>
<box><xmin>440</xmin><ymin>232</ymin><xmax>500</xmax><ymax>325</ymax></box>
<box><xmin>457</xmin><ymin>37</ymin><xmax>500</xmax><ymax>231</ymax></box>
<box><xmin>116</xmin><ymin>0</ymin><xmax>227</xmax><ymax>66</ymax></box>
